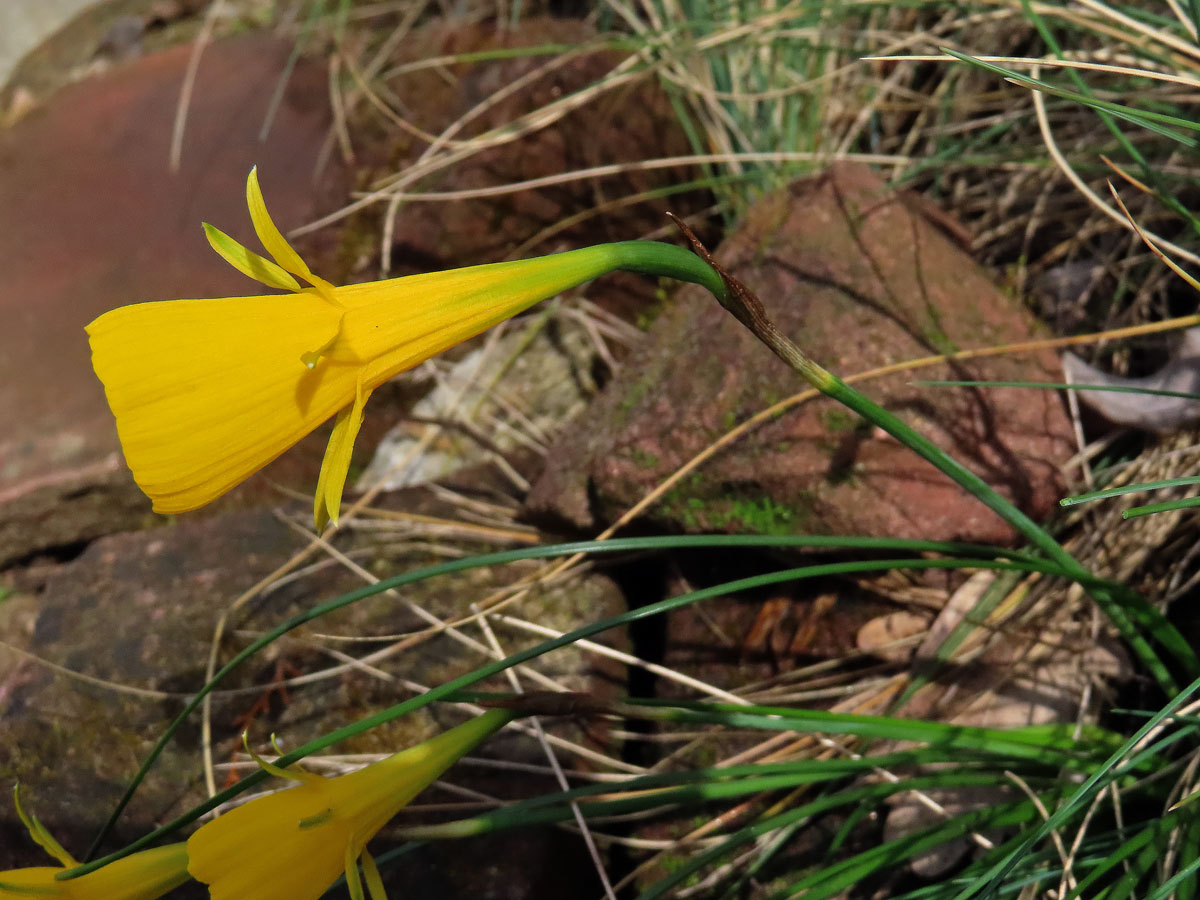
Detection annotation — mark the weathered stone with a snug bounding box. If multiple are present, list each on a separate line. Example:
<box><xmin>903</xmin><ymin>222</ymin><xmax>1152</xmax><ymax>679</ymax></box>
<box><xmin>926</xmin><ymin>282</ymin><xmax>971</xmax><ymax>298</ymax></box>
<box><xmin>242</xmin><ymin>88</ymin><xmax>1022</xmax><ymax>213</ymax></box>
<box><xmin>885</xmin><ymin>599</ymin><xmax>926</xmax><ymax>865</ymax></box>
<box><xmin>526</xmin><ymin>163</ymin><xmax>1075</xmax><ymax>544</ymax></box>
<box><xmin>0</xmin><ymin>455</ymin><xmax>153</xmax><ymax>567</ymax></box>
<box><xmin>0</xmin><ymin>508</ymin><xmax>309</xmax><ymax>871</ymax></box>
<box><xmin>0</xmin><ymin>502</ymin><xmax>624</xmax><ymax>893</ymax></box>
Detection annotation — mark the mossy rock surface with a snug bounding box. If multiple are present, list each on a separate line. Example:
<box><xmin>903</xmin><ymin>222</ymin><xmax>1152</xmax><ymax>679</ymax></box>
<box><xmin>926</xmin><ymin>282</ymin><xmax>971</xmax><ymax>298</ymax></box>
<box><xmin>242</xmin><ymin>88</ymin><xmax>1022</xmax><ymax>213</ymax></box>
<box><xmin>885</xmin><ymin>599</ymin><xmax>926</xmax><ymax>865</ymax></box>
<box><xmin>526</xmin><ymin>163</ymin><xmax>1074</xmax><ymax>544</ymax></box>
<box><xmin>0</xmin><ymin>504</ymin><xmax>622</xmax><ymax>899</ymax></box>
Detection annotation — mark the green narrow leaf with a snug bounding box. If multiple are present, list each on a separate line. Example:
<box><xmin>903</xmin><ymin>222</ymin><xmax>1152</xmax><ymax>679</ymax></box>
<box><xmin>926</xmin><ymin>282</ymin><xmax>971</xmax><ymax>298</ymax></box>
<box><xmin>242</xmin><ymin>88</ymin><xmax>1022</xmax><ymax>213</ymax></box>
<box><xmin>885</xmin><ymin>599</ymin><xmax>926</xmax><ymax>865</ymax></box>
<box><xmin>1124</xmin><ymin>496</ymin><xmax>1200</xmax><ymax>518</ymax></box>
<box><xmin>941</xmin><ymin>48</ymin><xmax>1200</xmax><ymax>150</ymax></box>
<box><xmin>920</xmin><ymin>380</ymin><xmax>1200</xmax><ymax>404</ymax></box>
<box><xmin>639</xmin><ymin>776</ymin><xmax>1033</xmax><ymax>900</ymax></box>
<box><xmin>821</xmin><ymin>373</ymin><xmax>1197</xmax><ymax>688</ymax></box>
<box><xmin>1062</xmin><ymin>476</ymin><xmax>1200</xmax><ymax>508</ymax></box>
<box><xmin>1064</xmin><ymin>808</ymin><xmax>1183</xmax><ymax>900</ymax></box>
<box><xmin>81</xmin><ymin>546</ymin><xmax>1094</xmax><ymax>872</ymax></box>
<box><xmin>951</xmin><ymin>674</ymin><xmax>1200</xmax><ymax>900</ymax></box>
<box><xmin>771</xmin><ymin>799</ymin><xmax>1046</xmax><ymax>900</ymax></box>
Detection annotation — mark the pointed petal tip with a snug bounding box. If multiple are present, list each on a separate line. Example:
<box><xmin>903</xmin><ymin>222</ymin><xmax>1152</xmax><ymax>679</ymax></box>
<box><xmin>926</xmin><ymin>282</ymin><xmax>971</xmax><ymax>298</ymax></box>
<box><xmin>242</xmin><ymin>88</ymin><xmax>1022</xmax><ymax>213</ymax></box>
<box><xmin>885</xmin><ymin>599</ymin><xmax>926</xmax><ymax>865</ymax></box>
<box><xmin>203</xmin><ymin>221</ymin><xmax>304</xmax><ymax>292</ymax></box>
<box><xmin>314</xmin><ymin>492</ymin><xmax>337</xmax><ymax>533</ymax></box>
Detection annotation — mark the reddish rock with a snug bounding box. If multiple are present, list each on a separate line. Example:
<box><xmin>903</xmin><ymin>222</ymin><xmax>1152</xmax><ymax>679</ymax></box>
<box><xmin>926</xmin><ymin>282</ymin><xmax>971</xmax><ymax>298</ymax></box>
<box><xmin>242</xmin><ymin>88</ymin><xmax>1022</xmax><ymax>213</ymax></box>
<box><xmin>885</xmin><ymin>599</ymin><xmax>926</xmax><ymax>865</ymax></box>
<box><xmin>0</xmin><ymin>33</ymin><xmax>342</xmax><ymax>560</ymax></box>
<box><xmin>0</xmin><ymin>502</ymin><xmax>621</xmax><ymax>887</ymax></box>
<box><xmin>526</xmin><ymin>164</ymin><xmax>1075</xmax><ymax>544</ymax></box>
<box><xmin>0</xmin><ymin>508</ymin><xmax>312</xmax><ymax>871</ymax></box>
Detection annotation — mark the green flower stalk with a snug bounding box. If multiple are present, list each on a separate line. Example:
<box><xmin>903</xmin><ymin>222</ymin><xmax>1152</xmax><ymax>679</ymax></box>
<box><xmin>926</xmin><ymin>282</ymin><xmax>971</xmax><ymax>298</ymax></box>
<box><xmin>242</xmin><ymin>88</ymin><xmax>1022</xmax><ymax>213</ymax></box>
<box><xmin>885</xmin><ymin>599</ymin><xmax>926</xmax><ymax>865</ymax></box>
<box><xmin>666</xmin><ymin>213</ymin><xmax>1195</xmax><ymax>692</ymax></box>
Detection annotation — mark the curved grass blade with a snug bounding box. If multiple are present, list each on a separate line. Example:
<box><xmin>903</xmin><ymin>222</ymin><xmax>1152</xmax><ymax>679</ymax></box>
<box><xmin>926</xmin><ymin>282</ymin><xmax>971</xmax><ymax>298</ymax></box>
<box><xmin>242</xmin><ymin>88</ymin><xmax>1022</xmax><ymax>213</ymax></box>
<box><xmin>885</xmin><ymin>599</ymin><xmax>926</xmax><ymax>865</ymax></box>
<box><xmin>1065</xmin><ymin>807</ymin><xmax>1187</xmax><ymax>900</ymax></box>
<box><xmin>769</xmin><ymin>799</ymin><xmax>1049</xmax><ymax>900</ymax></box>
<box><xmin>82</xmin><ymin>533</ymin><xmax>1037</xmax><ymax>857</ymax></box>
<box><xmin>1016</xmin><ymin>0</ymin><xmax>1200</xmax><ymax>235</ymax></box>
<box><xmin>77</xmin><ymin>553</ymin><xmax>1098</xmax><ymax>874</ymax></box>
<box><xmin>919</xmin><ymin>379</ymin><xmax>1200</xmax><ymax>404</ymax></box>
<box><xmin>678</xmin><ymin>233</ymin><xmax>1198</xmax><ymax>691</ymax></box>
<box><xmin>1124</xmin><ymin>495</ymin><xmax>1200</xmax><ymax>518</ymax></box>
<box><xmin>1062</xmin><ymin>476</ymin><xmax>1200</xmax><ymax>507</ymax></box>
<box><xmin>818</xmin><ymin>378</ymin><xmax>1194</xmax><ymax>689</ymax></box>
<box><xmin>948</xmin><ymin>672</ymin><xmax>1200</xmax><ymax>900</ymax></box>
<box><xmin>940</xmin><ymin>48</ymin><xmax>1200</xmax><ymax>149</ymax></box>
<box><xmin>621</xmin><ymin>700</ymin><xmax>1125</xmax><ymax>769</ymax></box>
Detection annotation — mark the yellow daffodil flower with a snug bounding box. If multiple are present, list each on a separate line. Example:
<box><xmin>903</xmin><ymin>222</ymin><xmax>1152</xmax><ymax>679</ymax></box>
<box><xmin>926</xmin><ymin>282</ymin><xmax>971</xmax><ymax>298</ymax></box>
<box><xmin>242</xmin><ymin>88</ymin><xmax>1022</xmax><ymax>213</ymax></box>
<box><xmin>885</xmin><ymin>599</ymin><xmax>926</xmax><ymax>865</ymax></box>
<box><xmin>1</xmin><ymin>786</ymin><xmax>190</xmax><ymax>899</ymax></box>
<box><xmin>186</xmin><ymin>708</ymin><xmax>514</xmax><ymax>900</ymax></box>
<box><xmin>86</xmin><ymin>169</ymin><xmax>723</xmax><ymax>530</ymax></box>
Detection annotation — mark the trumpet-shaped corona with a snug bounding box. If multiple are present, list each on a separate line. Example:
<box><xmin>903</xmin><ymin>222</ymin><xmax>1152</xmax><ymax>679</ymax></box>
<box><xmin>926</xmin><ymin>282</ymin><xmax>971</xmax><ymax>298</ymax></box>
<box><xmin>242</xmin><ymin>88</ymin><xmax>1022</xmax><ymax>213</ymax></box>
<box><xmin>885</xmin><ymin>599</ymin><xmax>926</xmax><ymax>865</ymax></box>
<box><xmin>186</xmin><ymin>709</ymin><xmax>514</xmax><ymax>900</ymax></box>
<box><xmin>1</xmin><ymin>787</ymin><xmax>190</xmax><ymax>899</ymax></box>
<box><xmin>87</xmin><ymin>169</ymin><xmax>723</xmax><ymax>529</ymax></box>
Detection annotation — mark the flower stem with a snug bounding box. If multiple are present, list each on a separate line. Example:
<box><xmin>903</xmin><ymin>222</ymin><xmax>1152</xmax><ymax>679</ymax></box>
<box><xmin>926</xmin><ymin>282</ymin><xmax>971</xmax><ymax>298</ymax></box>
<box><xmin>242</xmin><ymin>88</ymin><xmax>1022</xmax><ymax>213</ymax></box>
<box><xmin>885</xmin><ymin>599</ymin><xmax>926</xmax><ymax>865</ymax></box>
<box><xmin>602</xmin><ymin>240</ymin><xmax>730</xmax><ymax>301</ymax></box>
<box><xmin>667</xmin><ymin>215</ymin><xmax>1196</xmax><ymax>693</ymax></box>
